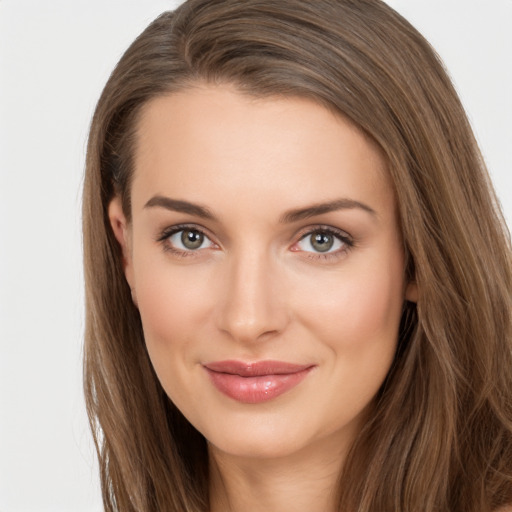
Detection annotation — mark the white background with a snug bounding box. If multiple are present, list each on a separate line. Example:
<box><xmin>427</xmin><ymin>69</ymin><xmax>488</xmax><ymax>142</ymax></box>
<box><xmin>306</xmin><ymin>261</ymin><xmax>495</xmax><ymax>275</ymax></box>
<box><xmin>0</xmin><ymin>1</ymin><xmax>510</xmax><ymax>510</ymax></box>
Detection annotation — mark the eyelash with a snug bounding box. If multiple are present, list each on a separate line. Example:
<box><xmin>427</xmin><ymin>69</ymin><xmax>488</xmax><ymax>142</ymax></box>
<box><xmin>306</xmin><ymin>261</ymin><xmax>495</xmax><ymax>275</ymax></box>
<box><xmin>156</xmin><ymin>224</ymin><xmax>354</xmax><ymax>261</ymax></box>
<box><xmin>156</xmin><ymin>224</ymin><xmax>216</xmax><ymax>257</ymax></box>
<box><xmin>292</xmin><ymin>225</ymin><xmax>354</xmax><ymax>262</ymax></box>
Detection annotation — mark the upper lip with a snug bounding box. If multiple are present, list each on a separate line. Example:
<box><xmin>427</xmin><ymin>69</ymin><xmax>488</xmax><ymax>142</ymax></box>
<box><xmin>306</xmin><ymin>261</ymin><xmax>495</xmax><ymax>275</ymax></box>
<box><xmin>203</xmin><ymin>360</ymin><xmax>313</xmax><ymax>377</ymax></box>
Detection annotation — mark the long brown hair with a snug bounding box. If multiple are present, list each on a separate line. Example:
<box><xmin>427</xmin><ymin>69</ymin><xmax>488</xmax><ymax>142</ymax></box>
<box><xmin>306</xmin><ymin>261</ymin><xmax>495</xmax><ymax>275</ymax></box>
<box><xmin>82</xmin><ymin>1</ymin><xmax>512</xmax><ymax>510</ymax></box>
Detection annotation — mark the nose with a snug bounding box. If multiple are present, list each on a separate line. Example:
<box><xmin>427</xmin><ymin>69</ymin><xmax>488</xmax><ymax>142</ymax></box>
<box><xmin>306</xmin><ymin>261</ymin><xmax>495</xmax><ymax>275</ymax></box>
<box><xmin>215</xmin><ymin>248</ymin><xmax>289</xmax><ymax>344</ymax></box>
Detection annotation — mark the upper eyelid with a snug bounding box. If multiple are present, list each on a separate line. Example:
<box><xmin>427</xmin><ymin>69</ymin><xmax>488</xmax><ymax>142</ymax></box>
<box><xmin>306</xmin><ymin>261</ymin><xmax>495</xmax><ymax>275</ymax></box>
<box><xmin>157</xmin><ymin>223</ymin><xmax>213</xmax><ymax>241</ymax></box>
<box><xmin>295</xmin><ymin>224</ymin><xmax>353</xmax><ymax>241</ymax></box>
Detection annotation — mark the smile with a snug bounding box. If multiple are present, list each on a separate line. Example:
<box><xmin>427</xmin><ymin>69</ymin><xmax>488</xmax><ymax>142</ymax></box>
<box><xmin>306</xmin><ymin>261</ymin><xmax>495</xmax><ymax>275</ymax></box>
<box><xmin>203</xmin><ymin>360</ymin><xmax>315</xmax><ymax>404</ymax></box>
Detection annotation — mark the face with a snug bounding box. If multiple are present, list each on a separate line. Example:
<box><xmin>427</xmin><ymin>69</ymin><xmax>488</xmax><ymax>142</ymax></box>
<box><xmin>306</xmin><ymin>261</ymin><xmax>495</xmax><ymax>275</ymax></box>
<box><xmin>109</xmin><ymin>85</ymin><xmax>416</xmax><ymax>462</ymax></box>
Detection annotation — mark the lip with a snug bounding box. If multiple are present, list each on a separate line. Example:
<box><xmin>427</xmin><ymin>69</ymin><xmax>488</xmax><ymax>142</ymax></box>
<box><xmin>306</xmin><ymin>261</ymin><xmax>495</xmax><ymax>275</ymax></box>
<box><xmin>203</xmin><ymin>360</ymin><xmax>314</xmax><ymax>404</ymax></box>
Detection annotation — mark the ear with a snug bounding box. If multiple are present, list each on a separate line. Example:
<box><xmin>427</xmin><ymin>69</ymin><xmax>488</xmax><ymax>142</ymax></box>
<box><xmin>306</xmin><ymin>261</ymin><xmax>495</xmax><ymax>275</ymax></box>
<box><xmin>405</xmin><ymin>280</ymin><xmax>418</xmax><ymax>303</ymax></box>
<box><xmin>108</xmin><ymin>196</ymin><xmax>135</xmax><ymax>290</ymax></box>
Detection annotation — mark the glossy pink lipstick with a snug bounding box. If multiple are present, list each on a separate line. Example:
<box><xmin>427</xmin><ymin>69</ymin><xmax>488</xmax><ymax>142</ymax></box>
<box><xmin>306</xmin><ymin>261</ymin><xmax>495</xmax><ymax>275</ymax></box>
<box><xmin>203</xmin><ymin>360</ymin><xmax>314</xmax><ymax>404</ymax></box>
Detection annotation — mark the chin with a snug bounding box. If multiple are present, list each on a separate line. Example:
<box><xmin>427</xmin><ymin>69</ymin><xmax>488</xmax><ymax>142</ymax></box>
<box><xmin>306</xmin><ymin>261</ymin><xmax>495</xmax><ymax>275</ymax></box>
<box><xmin>202</xmin><ymin>408</ymin><xmax>357</xmax><ymax>463</ymax></box>
<box><xmin>209</xmin><ymin>432</ymin><xmax>310</xmax><ymax>461</ymax></box>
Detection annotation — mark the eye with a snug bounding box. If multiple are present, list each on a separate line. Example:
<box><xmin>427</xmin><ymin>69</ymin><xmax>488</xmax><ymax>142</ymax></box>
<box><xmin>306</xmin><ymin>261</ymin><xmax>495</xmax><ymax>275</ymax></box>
<box><xmin>293</xmin><ymin>228</ymin><xmax>352</xmax><ymax>255</ymax></box>
<box><xmin>158</xmin><ymin>226</ymin><xmax>216</xmax><ymax>254</ymax></box>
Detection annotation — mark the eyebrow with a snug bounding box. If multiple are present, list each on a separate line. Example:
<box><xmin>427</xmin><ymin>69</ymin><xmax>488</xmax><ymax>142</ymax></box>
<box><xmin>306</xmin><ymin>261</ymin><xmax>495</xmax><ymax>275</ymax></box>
<box><xmin>144</xmin><ymin>196</ymin><xmax>215</xmax><ymax>220</ymax></box>
<box><xmin>143</xmin><ymin>195</ymin><xmax>376</xmax><ymax>223</ymax></box>
<box><xmin>279</xmin><ymin>198</ymin><xmax>377</xmax><ymax>223</ymax></box>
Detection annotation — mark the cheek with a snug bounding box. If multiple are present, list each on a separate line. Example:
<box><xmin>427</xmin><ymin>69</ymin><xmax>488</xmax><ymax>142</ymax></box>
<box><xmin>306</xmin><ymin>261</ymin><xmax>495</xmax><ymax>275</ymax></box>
<box><xmin>298</xmin><ymin>262</ymin><xmax>405</xmax><ymax>428</ymax></box>
<box><xmin>133</xmin><ymin>264</ymin><xmax>217</xmax><ymax>429</ymax></box>
<box><xmin>346</xmin><ymin>274</ymin><xmax>402</xmax><ymax>343</ymax></box>
<box><xmin>298</xmin><ymin>252</ymin><xmax>406</xmax><ymax>372</ymax></box>
<box><xmin>306</xmin><ymin>273</ymin><xmax>402</xmax><ymax>340</ymax></box>
<box><xmin>132</xmin><ymin>256</ymin><xmax>214</xmax><ymax>373</ymax></box>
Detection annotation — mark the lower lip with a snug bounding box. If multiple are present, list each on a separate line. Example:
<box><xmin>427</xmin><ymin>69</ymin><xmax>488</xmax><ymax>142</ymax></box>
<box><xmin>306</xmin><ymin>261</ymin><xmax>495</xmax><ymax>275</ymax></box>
<box><xmin>204</xmin><ymin>366</ymin><xmax>313</xmax><ymax>404</ymax></box>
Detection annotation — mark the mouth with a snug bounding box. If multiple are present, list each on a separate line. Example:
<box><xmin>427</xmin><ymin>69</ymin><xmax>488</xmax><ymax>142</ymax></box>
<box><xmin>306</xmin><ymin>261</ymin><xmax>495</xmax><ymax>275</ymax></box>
<box><xmin>203</xmin><ymin>360</ymin><xmax>315</xmax><ymax>404</ymax></box>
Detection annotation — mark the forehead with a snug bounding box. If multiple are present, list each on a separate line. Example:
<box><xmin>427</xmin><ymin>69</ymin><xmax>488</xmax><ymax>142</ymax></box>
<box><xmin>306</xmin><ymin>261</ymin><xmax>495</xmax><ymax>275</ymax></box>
<box><xmin>130</xmin><ymin>85</ymin><xmax>394</xmax><ymax>219</ymax></box>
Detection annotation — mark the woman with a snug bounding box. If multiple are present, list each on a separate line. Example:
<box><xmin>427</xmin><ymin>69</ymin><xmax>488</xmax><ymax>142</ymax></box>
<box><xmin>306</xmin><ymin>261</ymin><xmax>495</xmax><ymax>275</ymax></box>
<box><xmin>82</xmin><ymin>0</ymin><xmax>512</xmax><ymax>511</ymax></box>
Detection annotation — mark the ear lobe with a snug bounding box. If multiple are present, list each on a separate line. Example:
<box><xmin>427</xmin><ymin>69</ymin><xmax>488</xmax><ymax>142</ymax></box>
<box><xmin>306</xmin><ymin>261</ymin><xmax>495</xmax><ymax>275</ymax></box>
<box><xmin>108</xmin><ymin>196</ymin><xmax>134</xmax><ymax>288</ymax></box>
<box><xmin>405</xmin><ymin>280</ymin><xmax>418</xmax><ymax>303</ymax></box>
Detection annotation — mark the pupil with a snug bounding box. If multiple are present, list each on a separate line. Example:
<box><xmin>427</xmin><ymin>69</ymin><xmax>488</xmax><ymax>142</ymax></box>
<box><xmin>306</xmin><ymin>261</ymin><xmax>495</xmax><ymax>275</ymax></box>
<box><xmin>311</xmin><ymin>232</ymin><xmax>333</xmax><ymax>252</ymax></box>
<box><xmin>181</xmin><ymin>230</ymin><xmax>204</xmax><ymax>250</ymax></box>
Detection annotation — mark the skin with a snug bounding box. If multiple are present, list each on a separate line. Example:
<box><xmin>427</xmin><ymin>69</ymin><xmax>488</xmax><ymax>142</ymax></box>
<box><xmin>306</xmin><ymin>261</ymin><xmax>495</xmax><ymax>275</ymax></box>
<box><xmin>109</xmin><ymin>85</ymin><xmax>417</xmax><ymax>512</ymax></box>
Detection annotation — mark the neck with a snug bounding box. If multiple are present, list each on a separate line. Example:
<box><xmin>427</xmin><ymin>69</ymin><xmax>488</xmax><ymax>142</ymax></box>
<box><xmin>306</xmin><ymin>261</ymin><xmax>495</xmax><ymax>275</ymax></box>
<box><xmin>208</xmin><ymin>433</ymin><xmax>350</xmax><ymax>512</ymax></box>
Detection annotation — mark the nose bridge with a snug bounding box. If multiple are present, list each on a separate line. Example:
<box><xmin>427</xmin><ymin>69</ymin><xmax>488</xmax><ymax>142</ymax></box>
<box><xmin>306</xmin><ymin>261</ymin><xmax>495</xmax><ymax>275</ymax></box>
<box><xmin>216</xmin><ymin>244</ymin><xmax>287</xmax><ymax>343</ymax></box>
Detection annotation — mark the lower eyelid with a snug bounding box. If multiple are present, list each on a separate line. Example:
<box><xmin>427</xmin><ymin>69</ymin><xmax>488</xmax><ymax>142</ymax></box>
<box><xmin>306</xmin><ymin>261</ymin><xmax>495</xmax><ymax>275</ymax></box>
<box><xmin>301</xmin><ymin>249</ymin><xmax>349</xmax><ymax>261</ymax></box>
